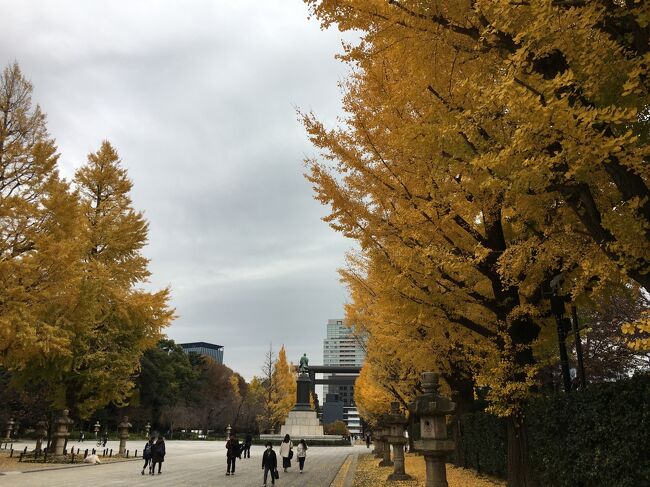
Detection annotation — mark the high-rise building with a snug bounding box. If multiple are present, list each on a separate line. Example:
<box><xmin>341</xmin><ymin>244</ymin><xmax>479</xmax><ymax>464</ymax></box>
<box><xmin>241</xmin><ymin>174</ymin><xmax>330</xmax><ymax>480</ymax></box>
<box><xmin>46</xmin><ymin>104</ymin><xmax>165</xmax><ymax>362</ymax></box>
<box><xmin>323</xmin><ymin>319</ymin><xmax>365</xmax><ymax>406</ymax></box>
<box><xmin>179</xmin><ymin>342</ymin><xmax>224</xmax><ymax>364</ymax></box>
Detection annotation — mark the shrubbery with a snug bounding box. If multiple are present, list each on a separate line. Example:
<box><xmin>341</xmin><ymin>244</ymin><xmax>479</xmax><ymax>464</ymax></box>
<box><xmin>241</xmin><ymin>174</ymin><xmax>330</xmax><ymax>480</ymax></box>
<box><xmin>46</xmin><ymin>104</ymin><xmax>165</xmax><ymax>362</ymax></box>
<box><xmin>453</xmin><ymin>374</ymin><xmax>650</xmax><ymax>486</ymax></box>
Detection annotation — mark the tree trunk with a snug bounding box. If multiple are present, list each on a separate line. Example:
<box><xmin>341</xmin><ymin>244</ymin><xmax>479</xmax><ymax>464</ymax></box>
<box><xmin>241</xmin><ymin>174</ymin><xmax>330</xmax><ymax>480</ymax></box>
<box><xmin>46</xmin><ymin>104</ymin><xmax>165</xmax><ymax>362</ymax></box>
<box><xmin>507</xmin><ymin>416</ymin><xmax>537</xmax><ymax>487</ymax></box>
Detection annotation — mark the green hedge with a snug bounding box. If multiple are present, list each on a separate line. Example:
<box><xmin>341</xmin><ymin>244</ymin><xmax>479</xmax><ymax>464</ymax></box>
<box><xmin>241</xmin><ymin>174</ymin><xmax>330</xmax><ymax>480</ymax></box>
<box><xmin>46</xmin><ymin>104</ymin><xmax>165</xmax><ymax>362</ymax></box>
<box><xmin>455</xmin><ymin>412</ymin><xmax>507</xmax><ymax>477</ymax></box>
<box><xmin>453</xmin><ymin>374</ymin><xmax>650</xmax><ymax>486</ymax></box>
<box><xmin>526</xmin><ymin>373</ymin><xmax>650</xmax><ymax>487</ymax></box>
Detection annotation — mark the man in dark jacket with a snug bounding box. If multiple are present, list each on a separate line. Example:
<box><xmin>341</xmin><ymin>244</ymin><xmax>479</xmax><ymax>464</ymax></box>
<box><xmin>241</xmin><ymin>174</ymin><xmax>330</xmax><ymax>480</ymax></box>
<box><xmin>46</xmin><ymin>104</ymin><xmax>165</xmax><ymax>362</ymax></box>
<box><xmin>262</xmin><ymin>442</ymin><xmax>278</xmax><ymax>486</ymax></box>
<box><xmin>243</xmin><ymin>433</ymin><xmax>253</xmax><ymax>458</ymax></box>
<box><xmin>225</xmin><ymin>433</ymin><xmax>239</xmax><ymax>476</ymax></box>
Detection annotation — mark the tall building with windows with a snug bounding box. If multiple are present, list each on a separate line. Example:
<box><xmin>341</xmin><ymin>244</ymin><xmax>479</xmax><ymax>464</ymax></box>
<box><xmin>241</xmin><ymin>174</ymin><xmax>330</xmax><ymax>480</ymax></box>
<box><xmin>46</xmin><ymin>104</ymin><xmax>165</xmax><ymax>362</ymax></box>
<box><xmin>323</xmin><ymin>319</ymin><xmax>365</xmax><ymax>406</ymax></box>
<box><xmin>179</xmin><ymin>342</ymin><xmax>224</xmax><ymax>364</ymax></box>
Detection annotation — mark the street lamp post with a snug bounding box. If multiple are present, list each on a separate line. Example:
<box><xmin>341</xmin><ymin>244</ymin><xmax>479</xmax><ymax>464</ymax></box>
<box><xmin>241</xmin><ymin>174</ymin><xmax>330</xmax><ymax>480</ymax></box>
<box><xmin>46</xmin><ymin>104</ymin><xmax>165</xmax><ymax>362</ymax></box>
<box><xmin>551</xmin><ymin>292</ymin><xmax>572</xmax><ymax>393</ymax></box>
<box><xmin>571</xmin><ymin>304</ymin><xmax>587</xmax><ymax>389</ymax></box>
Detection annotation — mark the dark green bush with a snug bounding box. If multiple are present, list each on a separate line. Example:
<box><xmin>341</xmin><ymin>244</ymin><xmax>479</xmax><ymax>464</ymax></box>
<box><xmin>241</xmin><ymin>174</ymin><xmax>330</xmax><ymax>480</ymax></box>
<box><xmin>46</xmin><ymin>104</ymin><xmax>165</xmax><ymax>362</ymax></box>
<box><xmin>455</xmin><ymin>411</ymin><xmax>507</xmax><ymax>477</ymax></box>
<box><xmin>526</xmin><ymin>373</ymin><xmax>650</xmax><ymax>487</ymax></box>
<box><xmin>452</xmin><ymin>374</ymin><xmax>649</xmax><ymax>486</ymax></box>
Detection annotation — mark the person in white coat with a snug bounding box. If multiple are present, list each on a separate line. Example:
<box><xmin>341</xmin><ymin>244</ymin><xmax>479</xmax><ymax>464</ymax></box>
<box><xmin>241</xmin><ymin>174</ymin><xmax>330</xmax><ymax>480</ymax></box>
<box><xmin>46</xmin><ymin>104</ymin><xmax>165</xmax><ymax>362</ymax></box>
<box><xmin>296</xmin><ymin>439</ymin><xmax>308</xmax><ymax>473</ymax></box>
<box><xmin>280</xmin><ymin>434</ymin><xmax>293</xmax><ymax>472</ymax></box>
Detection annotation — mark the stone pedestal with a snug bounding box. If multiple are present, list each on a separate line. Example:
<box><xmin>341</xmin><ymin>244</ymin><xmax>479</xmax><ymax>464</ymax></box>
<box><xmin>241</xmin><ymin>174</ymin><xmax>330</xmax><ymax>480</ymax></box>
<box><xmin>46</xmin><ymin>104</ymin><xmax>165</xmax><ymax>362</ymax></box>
<box><xmin>35</xmin><ymin>419</ymin><xmax>47</xmax><ymax>453</ymax></box>
<box><xmin>3</xmin><ymin>418</ymin><xmax>14</xmax><ymax>441</ymax></box>
<box><xmin>279</xmin><ymin>410</ymin><xmax>324</xmax><ymax>437</ymax></box>
<box><xmin>409</xmin><ymin>373</ymin><xmax>456</xmax><ymax>487</ymax></box>
<box><xmin>379</xmin><ymin>429</ymin><xmax>393</xmax><ymax>467</ymax></box>
<box><xmin>387</xmin><ymin>438</ymin><xmax>411</xmax><ymax>480</ymax></box>
<box><xmin>51</xmin><ymin>410</ymin><xmax>73</xmax><ymax>456</ymax></box>
<box><xmin>294</xmin><ymin>373</ymin><xmax>311</xmax><ymax>411</ymax></box>
<box><xmin>118</xmin><ymin>416</ymin><xmax>131</xmax><ymax>455</ymax></box>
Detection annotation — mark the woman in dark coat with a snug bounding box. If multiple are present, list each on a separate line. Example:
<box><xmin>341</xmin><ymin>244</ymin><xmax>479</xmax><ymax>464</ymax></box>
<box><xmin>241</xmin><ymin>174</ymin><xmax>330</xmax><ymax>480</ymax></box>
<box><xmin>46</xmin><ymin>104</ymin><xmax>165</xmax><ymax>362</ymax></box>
<box><xmin>151</xmin><ymin>437</ymin><xmax>166</xmax><ymax>475</ymax></box>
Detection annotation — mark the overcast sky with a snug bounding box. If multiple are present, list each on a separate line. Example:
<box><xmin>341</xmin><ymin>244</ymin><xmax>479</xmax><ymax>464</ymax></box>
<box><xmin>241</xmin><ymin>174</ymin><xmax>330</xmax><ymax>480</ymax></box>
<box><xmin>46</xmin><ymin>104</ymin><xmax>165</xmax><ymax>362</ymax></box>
<box><xmin>0</xmin><ymin>0</ymin><xmax>354</xmax><ymax>380</ymax></box>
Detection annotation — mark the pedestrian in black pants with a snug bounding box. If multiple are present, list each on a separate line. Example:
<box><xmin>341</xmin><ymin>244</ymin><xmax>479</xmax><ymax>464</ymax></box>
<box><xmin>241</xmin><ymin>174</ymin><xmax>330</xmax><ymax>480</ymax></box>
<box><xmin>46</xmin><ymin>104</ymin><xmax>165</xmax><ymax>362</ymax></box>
<box><xmin>141</xmin><ymin>437</ymin><xmax>154</xmax><ymax>475</ymax></box>
<box><xmin>262</xmin><ymin>442</ymin><xmax>278</xmax><ymax>486</ymax></box>
<box><xmin>225</xmin><ymin>433</ymin><xmax>239</xmax><ymax>476</ymax></box>
<box><xmin>244</xmin><ymin>433</ymin><xmax>252</xmax><ymax>458</ymax></box>
<box><xmin>150</xmin><ymin>437</ymin><xmax>166</xmax><ymax>475</ymax></box>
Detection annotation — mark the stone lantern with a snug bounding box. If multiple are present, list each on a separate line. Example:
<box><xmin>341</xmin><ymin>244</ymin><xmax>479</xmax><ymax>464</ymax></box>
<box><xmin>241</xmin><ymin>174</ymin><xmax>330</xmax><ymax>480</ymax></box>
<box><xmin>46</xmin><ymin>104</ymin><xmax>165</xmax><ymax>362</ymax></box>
<box><xmin>51</xmin><ymin>409</ymin><xmax>74</xmax><ymax>456</ymax></box>
<box><xmin>93</xmin><ymin>420</ymin><xmax>101</xmax><ymax>439</ymax></box>
<box><xmin>385</xmin><ymin>402</ymin><xmax>412</xmax><ymax>481</ymax></box>
<box><xmin>118</xmin><ymin>416</ymin><xmax>132</xmax><ymax>455</ymax></box>
<box><xmin>409</xmin><ymin>372</ymin><xmax>456</xmax><ymax>487</ymax></box>
<box><xmin>3</xmin><ymin>417</ymin><xmax>14</xmax><ymax>442</ymax></box>
<box><xmin>35</xmin><ymin>419</ymin><xmax>48</xmax><ymax>453</ymax></box>
<box><xmin>144</xmin><ymin>421</ymin><xmax>151</xmax><ymax>439</ymax></box>
<box><xmin>225</xmin><ymin>424</ymin><xmax>232</xmax><ymax>438</ymax></box>
<box><xmin>372</xmin><ymin>428</ymin><xmax>384</xmax><ymax>458</ymax></box>
<box><xmin>378</xmin><ymin>423</ymin><xmax>393</xmax><ymax>467</ymax></box>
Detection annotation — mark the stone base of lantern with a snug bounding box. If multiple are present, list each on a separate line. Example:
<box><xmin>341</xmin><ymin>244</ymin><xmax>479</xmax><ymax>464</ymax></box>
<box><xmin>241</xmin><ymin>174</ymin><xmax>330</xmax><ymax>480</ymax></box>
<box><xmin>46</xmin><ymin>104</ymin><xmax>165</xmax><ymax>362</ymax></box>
<box><xmin>387</xmin><ymin>437</ymin><xmax>411</xmax><ymax>481</ymax></box>
<box><xmin>378</xmin><ymin>440</ymin><xmax>394</xmax><ymax>467</ymax></box>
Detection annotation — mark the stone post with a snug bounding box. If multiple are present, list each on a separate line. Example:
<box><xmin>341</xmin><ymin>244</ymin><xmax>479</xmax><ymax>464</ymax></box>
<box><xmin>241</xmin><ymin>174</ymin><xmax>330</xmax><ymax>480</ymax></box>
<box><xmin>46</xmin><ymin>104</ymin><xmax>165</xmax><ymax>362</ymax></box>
<box><xmin>51</xmin><ymin>410</ymin><xmax>74</xmax><ymax>456</ymax></box>
<box><xmin>373</xmin><ymin>430</ymin><xmax>383</xmax><ymax>458</ymax></box>
<box><xmin>379</xmin><ymin>426</ymin><xmax>393</xmax><ymax>467</ymax></box>
<box><xmin>144</xmin><ymin>421</ymin><xmax>151</xmax><ymax>439</ymax></box>
<box><xmin>118</xmin><ymin>416</ymin><xmax>132</xmax><ymax>455</ymax></box>
<box><xmin>409</xmin><ymin>372</ymin><xmax>456</xmax><ymax>487</ymax></box>
<box><xmin>386</xmin><ymin>402</ymin><xmax>411</xmax><ymax>481</ymax></box>
<box><xmin>35</xmin><ymin>419</ymin><xmax>48</xmax><ymax>453</ymax></box>
<box><xmin>3</xmin><ymin>418</ymin><xmax>14</xmax><ymax>442</ymax></box>
<box><xmin>225</xmin><ymin>424</ymin><xmax>232</xmax><ymax>438</ymax></box>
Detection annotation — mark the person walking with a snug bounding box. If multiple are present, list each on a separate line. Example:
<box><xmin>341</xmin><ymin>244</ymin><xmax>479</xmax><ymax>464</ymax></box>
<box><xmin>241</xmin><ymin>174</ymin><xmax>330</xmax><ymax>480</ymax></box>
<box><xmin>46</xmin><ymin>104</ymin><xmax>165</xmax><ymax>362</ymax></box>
<box><xmin>244</xmin><ymin>433</ymin><xmax>252</xmax><ymax>458</ymax></box>
<box><xmin>225</xmin><ymin>433</ymin><xmax>240</xmax><ymax>476</ymax></box>
<box><xmin>141</xmin><ymin>437</ymin><xmax>154</xmax><ymax>475</ymax></box>
<box><xmin>297</xmin><ymin>439</ymin><xmax>308</xmax><ymax>473</ymax></box>
<box><xmin>151</xmin><ymin>436</ymin><xmax>166</xmax><ymax>475</ymax></box>
<box><xmin>280</xmin><ymin>434</ymin><xmax>293</xmax><ymax>472</ymax></box>
<box><xmin>261</xmin><ymin>442</ymin><xmax>278</xmax><ymax>486</ymax></box>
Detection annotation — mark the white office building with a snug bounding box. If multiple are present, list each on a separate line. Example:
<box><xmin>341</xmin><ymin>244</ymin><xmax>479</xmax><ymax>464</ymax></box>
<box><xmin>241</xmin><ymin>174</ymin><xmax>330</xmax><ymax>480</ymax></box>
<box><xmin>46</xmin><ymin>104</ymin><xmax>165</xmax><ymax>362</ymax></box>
<box><xmin>323</xmin><ymin>319</ymin><xmax>365</xmax><ymax>430</ymax></box>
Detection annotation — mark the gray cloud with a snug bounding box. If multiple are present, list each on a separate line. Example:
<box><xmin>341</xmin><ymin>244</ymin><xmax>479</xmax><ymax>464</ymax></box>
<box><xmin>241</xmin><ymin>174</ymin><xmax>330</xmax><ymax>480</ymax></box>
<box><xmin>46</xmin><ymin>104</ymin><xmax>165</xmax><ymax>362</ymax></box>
<box><xmin>0</xmin><ymin>0</ymin><xmax>354</xmax><ymax>379</ymax></box>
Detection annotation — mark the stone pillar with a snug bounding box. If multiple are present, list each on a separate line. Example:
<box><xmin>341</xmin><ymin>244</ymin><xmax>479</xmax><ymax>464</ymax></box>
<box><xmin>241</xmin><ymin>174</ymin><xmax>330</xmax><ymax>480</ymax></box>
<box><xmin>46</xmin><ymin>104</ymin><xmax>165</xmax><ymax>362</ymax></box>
<box><xmin>409</xmin><ymin>372</ymin><xmax>456</xmax><ymax>487</ymax></box>
<box><xmin>144</xmin><ymin>421</ymin><xmax>151</xmax><ymax>439</ymax></box>
<box><xmin>51</xmin><ymin>410</ymin><xmax>74</xmax><ymax>456</ymax></box>
<box><xmin>118</xmin><ymin>416</ymin><xmax>132</xmax><ymax>455</ymax></box>
<box><xmin>34</xmin><ymin>419</ymin><xmax>47</xmax><ymax>453</ymax></box>
<box><xmin>3</xmin><ymin>418</ymin><xmax>14</xmax><ymax>441</ymax></box>
<box><xmin>386</xmin><ymin>402</ymin><xmax>411</xmax><ymax>481</ymax></box>
<box><xmin>379</xmin><ymin>427</ymin><xmax>393</xmax><ymax>467</ymax></box>
<box><xmin>225</xmin><ymin>424</ymin><xmax>232</xmax><ymax>438</ymax></box>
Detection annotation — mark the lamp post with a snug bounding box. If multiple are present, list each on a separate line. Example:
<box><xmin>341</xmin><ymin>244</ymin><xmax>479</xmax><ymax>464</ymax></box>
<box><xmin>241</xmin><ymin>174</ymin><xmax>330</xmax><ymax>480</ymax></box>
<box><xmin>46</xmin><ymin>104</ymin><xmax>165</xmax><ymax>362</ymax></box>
<box><xmin>571</xmin><ymin>304</ymin><xmax>587</xmax><ymax>389</ymax></box>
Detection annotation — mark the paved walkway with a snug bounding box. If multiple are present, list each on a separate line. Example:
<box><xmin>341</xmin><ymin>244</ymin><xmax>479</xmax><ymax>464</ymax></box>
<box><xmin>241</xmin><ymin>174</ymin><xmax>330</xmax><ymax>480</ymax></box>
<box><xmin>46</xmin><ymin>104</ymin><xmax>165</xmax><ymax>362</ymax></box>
<box><xmin>0</xmin><ymin>441</ymin><xmax>363</xmax><ymax>486</ymax></box>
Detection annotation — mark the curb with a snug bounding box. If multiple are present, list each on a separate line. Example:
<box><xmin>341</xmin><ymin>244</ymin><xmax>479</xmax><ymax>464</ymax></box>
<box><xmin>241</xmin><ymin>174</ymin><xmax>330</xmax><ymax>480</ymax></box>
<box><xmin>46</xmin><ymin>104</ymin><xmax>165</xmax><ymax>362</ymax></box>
<box><xmin>0</xmin><ymin>457</ymin><xmax>140</xmax><ymax>475</ymax></box>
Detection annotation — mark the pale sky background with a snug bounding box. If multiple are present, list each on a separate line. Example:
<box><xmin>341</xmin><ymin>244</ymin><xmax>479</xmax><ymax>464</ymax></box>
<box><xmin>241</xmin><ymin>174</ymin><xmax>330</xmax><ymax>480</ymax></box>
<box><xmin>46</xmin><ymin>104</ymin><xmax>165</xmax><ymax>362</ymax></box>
<box><xmin>0</xmin><ymin>0</ymin><xmax>355</xmax><ymax>380</ymax></box>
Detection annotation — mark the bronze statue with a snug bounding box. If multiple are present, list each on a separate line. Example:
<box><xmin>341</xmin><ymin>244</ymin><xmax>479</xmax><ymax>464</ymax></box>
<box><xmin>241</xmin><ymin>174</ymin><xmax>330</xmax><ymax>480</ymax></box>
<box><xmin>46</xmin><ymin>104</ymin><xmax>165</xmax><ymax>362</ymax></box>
<box><xmin>299</xmin><ymin>353</ymin><xmax>309</xmax><ymax>374</ymax></box>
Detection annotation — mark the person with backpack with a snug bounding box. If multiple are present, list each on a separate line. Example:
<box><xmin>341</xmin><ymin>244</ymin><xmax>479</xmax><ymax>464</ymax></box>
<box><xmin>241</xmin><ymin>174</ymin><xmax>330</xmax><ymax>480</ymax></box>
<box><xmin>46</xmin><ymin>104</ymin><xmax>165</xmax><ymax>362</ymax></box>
<box><xmin>243</xmin><ymin>432</ymin><xmax>252</xmax><ymax>458</ymax></box>
<box><xmin>296</xmin><ymin>439</ymin><xmax>308</xmax><ymax>473</ymax></box>
<box><xmin>141</xmin><ymin>437</ymin><xmax>154</xmax><ymax>475</ymax></box>
<box><xmin>280</xmin><ymin>434</ymin><xmax>293</xmax><ymax>472</ymax></box>
<box><xmin>225</xmin><ymin>433</ymin><xmax>240</xmax><ymax>476</ymax></box>
<box><xmin>150</xmin><ymin>436</ymin><xmax>166</xmax><ymax>475</ymax></box>
<box><xmin>261</xmin><ymin>441</ymin><xmax>278</xmax><ymax>486</ymax></box>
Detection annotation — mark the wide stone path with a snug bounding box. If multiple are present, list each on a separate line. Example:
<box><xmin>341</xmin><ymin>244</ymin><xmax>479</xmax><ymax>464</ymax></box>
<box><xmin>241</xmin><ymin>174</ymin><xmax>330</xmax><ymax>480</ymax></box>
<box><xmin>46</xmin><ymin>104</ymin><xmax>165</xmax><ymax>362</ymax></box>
<box><xmin>0</xmin><ymin>441</ymin><xmax>361</xmax><ymax>486</ymax></box>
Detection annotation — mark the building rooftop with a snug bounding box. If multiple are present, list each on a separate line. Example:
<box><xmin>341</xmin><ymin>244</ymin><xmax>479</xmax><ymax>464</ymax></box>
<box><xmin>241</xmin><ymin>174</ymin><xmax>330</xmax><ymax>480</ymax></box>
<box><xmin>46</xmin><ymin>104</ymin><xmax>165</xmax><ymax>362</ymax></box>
<box><xmin>179</xmin><ymin>341</ymin><xmax>224</xmax><ymax>350</ymax></box>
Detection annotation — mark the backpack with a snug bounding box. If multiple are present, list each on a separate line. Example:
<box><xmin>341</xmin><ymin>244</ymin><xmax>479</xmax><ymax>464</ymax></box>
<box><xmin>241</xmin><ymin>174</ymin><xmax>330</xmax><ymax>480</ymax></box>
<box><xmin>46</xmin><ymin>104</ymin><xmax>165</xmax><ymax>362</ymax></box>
<box><xmin>143</xmin><ymin>442</ymin><xmax>152</xmax><ymax>459</ymax></box>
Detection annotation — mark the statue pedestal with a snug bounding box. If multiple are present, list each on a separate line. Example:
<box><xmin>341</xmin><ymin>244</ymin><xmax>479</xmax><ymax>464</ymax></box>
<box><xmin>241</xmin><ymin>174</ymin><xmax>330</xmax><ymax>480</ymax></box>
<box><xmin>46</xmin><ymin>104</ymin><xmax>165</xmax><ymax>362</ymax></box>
<box><xmin>280</xmin><ymin>410</ymin><xmax>324</xmax><ymax>437</ymax></box>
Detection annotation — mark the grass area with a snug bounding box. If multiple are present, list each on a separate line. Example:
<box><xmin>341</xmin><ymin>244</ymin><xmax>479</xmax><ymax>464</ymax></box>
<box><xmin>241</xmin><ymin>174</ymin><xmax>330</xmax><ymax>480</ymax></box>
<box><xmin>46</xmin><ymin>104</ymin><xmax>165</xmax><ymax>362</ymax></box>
<box><xmin>0</xmin><ymin>450</ymin><xmax>137</xmax><ymax>472</ymax></box>
<box><xmin>353</xmin><ymin>453</ymin><xmax>505</xmax><ymax>487</ymax></box>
